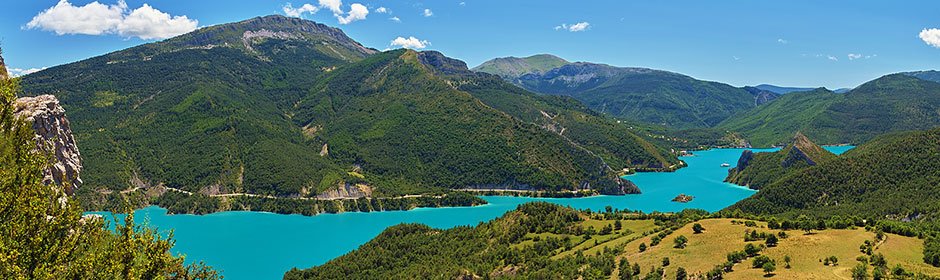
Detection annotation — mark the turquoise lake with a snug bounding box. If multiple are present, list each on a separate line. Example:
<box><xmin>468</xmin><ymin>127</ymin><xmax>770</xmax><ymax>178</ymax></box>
<box><xmin>95</xmin><ymin>146</ymin><xmax>854</xmax><ymax>279</ymax></box>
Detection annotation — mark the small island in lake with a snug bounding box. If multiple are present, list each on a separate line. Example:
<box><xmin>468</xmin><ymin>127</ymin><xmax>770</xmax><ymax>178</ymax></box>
<box><xmin>672</xmin><ymin>193</ymin><xmax>694</xmax><ymax>203</ymax></box>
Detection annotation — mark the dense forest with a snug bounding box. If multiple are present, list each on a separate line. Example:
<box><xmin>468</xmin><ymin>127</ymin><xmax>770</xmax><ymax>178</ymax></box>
<box><xmin>0</xmin><ymin>71</ymin><xmax>218</xmax><ymax>278</ymax></box>
<box><xmin>284</xmin><ymin>202</ymin><xmax>707</xmax><ymax>279</ymax></box>
<box><xmin>729</xmin><ymin>128</ymin><xmax>940</xmax><ymax>219</ymax></box>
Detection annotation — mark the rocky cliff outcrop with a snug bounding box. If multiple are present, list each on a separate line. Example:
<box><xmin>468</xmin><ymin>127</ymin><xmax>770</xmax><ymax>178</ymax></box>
<box><xmin>725</xmin><ymin>132</ymin><xmax>835</xmax><ymax>190</ymax></box>
<box><xmin>316</xmin><ymin>183</ymin><xmax>372</xmax><ymax>200</ymax></box>
<box><xmin>0</xmin><ymin>51</ymin><xmax>7</xmax><ymax>80</ymax></box>
<box><xmin>14</xmin><ymin>95</ymin><xmax>82</xmax><ymax>194</ymax></box>
<box><xmin>734</xmin><ymin>150</ymin><xmax>754</xmax><ymax>172</ymax></box>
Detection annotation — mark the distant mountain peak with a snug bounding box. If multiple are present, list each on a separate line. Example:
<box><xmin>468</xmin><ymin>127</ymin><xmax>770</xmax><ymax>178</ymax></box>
<box><xmin>106</xmin><ymin>14</ymin><xmax>376</xmax><ymax>63</ymax></box>
<box><xmin>899</xmin><ymin>70</ymin><xmax>940</xmax><ymax>85</ymax></box>
<box><xmin>753</xmin><ymin>84</ymin><xmax>819</xmax><ymax>94</ymax></box>
<box><xmin>472</xmin><ymin>54</ymin><xmax>570</xmax><ymax>79</ymax></box>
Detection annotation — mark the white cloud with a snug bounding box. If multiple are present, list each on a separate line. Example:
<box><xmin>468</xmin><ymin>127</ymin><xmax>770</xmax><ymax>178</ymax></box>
<box><xmin>390</xmin><ymin>16</ymin><xmax>401</xmax><ymax>22</ymax></box>
<box><xmin>7</xmin><ymin>66</ymin><xmax>48</xmax><ymax>77</ymax></box>
<box><xmin>117</xmin><ymin>4</ymin><xmax>199</xmax><ymax>40</ymax></box>
<box><xmin>319</xmin><ymin>0</ymin><xmax>343</xmax><ymax>14</ymax></box>
<box><xmin>336</xmin><ymin>3</ymin><xmax>368</xmax><ymax>24</ymax></box>
<box><xmin>847</xmin><ymin>53</ymin><xmax>876</xmax><ymax>60</ymax></box>
<box><xmin>732</xmin><ymin>56</ymin><xmax>741</xmax><ymax>61</ymax></box>
<box><xmin>25</xmin><ymin>0</ymin><xmax>197</xmax><ymax>40</ymax></box>
<box><xmin>777</xmin><ymin>38</ymin><xmax>788</xmax><ymax>44</ymax></box>
<box><xmin>283</xmin><ymin>3</ymin><xmax>319</xmax><ymax>17</ymax></box>
<box><xmin>827</xmin><ymin>55</ymin><xmax>838</xmax><ymax>61</ymax></box>
<box><xmin>390</xmin><ymin>36</ymin><xmax>429</xmax><ymax>49</ymax></box>
<box><xmin>919</xmin><ymin>28</ymin><xmax>940</xmax><ymax>48</ymax></box>
<box><xmin>375</xmin><ymin>6</ymin><xmax>388</xmax><ymax>13</ymax></box>
<box><xmin>555</xmin><ymin>22</ymin><xmax>590</xmax><ymax>32</ymax></box>
<box><xmin>459</xmin><ymin>2</ymin><xmax>466</xmax><ymax>6</ymax></box>
<box><xmin>423</xmin><ymin>9</ymin><xmax>433</xmax><ymax>17</ymax></box>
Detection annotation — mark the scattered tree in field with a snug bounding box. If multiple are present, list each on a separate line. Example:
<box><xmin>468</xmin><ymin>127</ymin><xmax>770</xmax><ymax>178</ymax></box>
<box><xmin>639</xmin><ymin>242</ymin><xmax>647</xmax><ymax>252</ymax></box>
<box><xmin>662</xmin><ymin>257</ymin><xmax>670</xmax><ymax>267</ymax></box>
<box><xmin>651</xmin><ymin>236</ymin><xmax>662</xmax><ymax>246</ymax></box>
<box><xmin>675</xmin><ymin>267</ymin><xmax>687</xmax><ymax>280</ymax></box>
<box><xmin>744</xmin><ymin>243</ymin><xmax>761</xmax><ymax>257</ymax></box>
<box><xmin>766</xmin><ymin>234</ymin><xmax>779</xmax><ymax>247</ymax></box>
<box><xmin>673</xmin><ymin>235</ymin><xmax>688</xmax><ymax>249</ymax></box>
<box><xmin>763</xmin><ymin>261</ymin><xmax>776</xmax><ymax>276</ymax></box>
<box><xmin>784</xmin><ymin>255</ymin><xmax>792</xmax><ymax>269</ymax></box>
<box><xmin>852</xmin><ymin>263</ymin><xmax>868</xmax><ymax>280</ymax></box>
<box><xmin>752</xmin><ymin>255</ymin><xmax>774</xmax><ymax>268</ymax></box>
<box><xmin>692</xmin><ymin>223</ymin><xmax>705</xmax><ymax>234</ymax></box>
<box><xmin>614</xmin><ymin>219</ymin><xmax>622</xmax><ymax>231</ymax></box>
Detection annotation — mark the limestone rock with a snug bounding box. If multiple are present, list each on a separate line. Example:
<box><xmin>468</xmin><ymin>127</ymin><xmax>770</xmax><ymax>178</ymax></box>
<box><xmin>0</xmin><ymin>50</ymin><xmax>7</xmax><ymax>80</ymax></box>
<box><xmin>316</xmin><ymin>183</ymin><xmax>372</xmax><ymax>200</ymax></box>
<box><xmin>14</xmin><ymin>95</ymin><xmax>83</xmax><ymax>194</ymax></box>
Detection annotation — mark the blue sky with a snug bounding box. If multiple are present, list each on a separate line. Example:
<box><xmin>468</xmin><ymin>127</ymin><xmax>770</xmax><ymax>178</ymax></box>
<box><xmin>2</xmin><ymin>0</ymin><xmax>940</xmax><ymax>89</ymax></box>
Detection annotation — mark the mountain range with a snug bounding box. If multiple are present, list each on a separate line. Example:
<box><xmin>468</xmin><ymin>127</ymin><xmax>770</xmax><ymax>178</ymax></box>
<box><xmin>20</xmin><ymin>15</ymin><xmax>678</xmax><ymax>199</ymax></box>
<box><xmin>719</xmin><ymin>74</ymin><xmax>940</xmax><ymax>146</ymax></box>
<box><xmin>752</xmin><ymin>84</ymin><xmax>851</xmax><ymax>94</ymax></box>
<box><xmin>474</xmin><ymin>55</ymin><xmax>775</xmax><ymax>129</ymax></box>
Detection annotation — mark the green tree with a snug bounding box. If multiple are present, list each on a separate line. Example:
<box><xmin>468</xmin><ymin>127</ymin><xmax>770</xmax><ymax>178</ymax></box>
<box><xmin>662</xmin><ymin>257</ymin><xmax>670</xmax><ymax>267</ymax></box>
<box><xmin>744</xmin><ymin>243</ymin><xmax>761</xmax><ymax>257</ymax></box>
<box><xmin>852</xmin><ymin>263</ymin><xmax>869</xmax><ymax>280</ymax></box>
<box><xmin>784</xmin><ymin>255</ymin><xmax>792</xmax><ymax>269</ymax></box>
<box><xmin>619</xmin><ymin>259</ymin><xmax>633</xmax><ymax>280</ymax></box>
<box><xmin>675</xmin><ymin>267</ymin><xmax>687</xmax><ymax>280</ymax></box>
<box><xmin>872</xmin><ymin>266</ymin><xmax>886</xmax><ymax>280</ymax></box>
<box><xmin>765</xmin><ymin>234</ymin><xmax>779</xmax><ymax>247</ymax></box>
<box><xmin>614</xmin><ymin>219</ymin><xmax>622</xmax><ymax>231</ymax></box>
<box><xmin>639</xmin><ymin>243</ymin><xmax>647</xmax><ymax>252</ymax></box>
<box><xmin>673</xmin><ymin>235</ymin><xmax>688</xmax><ymax>249</ymax></box>
<box><xmin>0</xmin><ymin>72</ymin><xmax>219</xmax><ymax>279</ymax></box>
<box><xmin>692</xmin><ymin>223</ymin><xmax>705</xmax><ymax>234</ymax></box>
<box><xmin>762</xmin><ymin>261</ymin><xmax>776</xmax><ymax>276</ymax></box>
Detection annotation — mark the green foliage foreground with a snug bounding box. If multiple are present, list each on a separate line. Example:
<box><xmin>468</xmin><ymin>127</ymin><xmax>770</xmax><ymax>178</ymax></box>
<box><xmin>0</xmin><ymin>77</ymin><xmax>218</xmax><ymax>279</ymax></box>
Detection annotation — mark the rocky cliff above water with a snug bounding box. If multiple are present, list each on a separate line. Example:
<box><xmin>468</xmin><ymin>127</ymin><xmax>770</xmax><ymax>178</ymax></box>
<box><xmin>14</xmin><ymin>95</ymin><xmax>82</xmax><ymax>194</ymax></box>
<box><xmin>725</xmin><ymin>132</ymin><xmax>834</xmax><ymax>190</ymax></box>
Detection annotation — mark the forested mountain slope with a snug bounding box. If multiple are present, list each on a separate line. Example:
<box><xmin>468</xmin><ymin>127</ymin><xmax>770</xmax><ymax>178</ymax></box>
<box><xmin>20</xmin><ymin>15</ymin><xmax>678</xmax><ymax>198</ymax></box>
<box><xmin>719</xmin><ymin>74</ymin><xmax>940</xmax><ymax>147</ymax></box>
<box><xmin>475</xmin><ymin>57</ymin><xmax>773</xmax><ymax>129</ymax></box>
<box><xmin>729</xmin><ymin>128</ymin><xmax>940</xmax><ymax>219</ymax></box>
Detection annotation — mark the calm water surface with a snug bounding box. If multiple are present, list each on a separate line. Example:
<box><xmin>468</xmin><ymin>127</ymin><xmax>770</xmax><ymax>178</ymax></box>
<box><xmin>93</xmin><ymin>146</ymin><xmax>852</xmax><ymax>279</ymax></box>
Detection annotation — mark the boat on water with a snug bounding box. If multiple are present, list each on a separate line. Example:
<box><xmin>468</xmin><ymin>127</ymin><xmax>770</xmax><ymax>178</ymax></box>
<box><xmin>720</xmin><ymin>163</ymin><xmax>731</xmax><ymax>167</ymax></box>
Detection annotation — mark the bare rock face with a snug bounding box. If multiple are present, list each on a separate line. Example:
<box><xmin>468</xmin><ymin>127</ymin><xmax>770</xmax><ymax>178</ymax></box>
<box><xmin>0</xmin><ymin>51</ymin><xmax>7</xmax><ymax>80</ymax></box>
<box><xmin>14</xmin><ymin>95</ymin><xmax>83</xmax><ymax>194</ymax></box>
<box><xmin>316</xmin><ymin>183</ymin><xmax>372</xmax><ymax>200</ymax></box>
